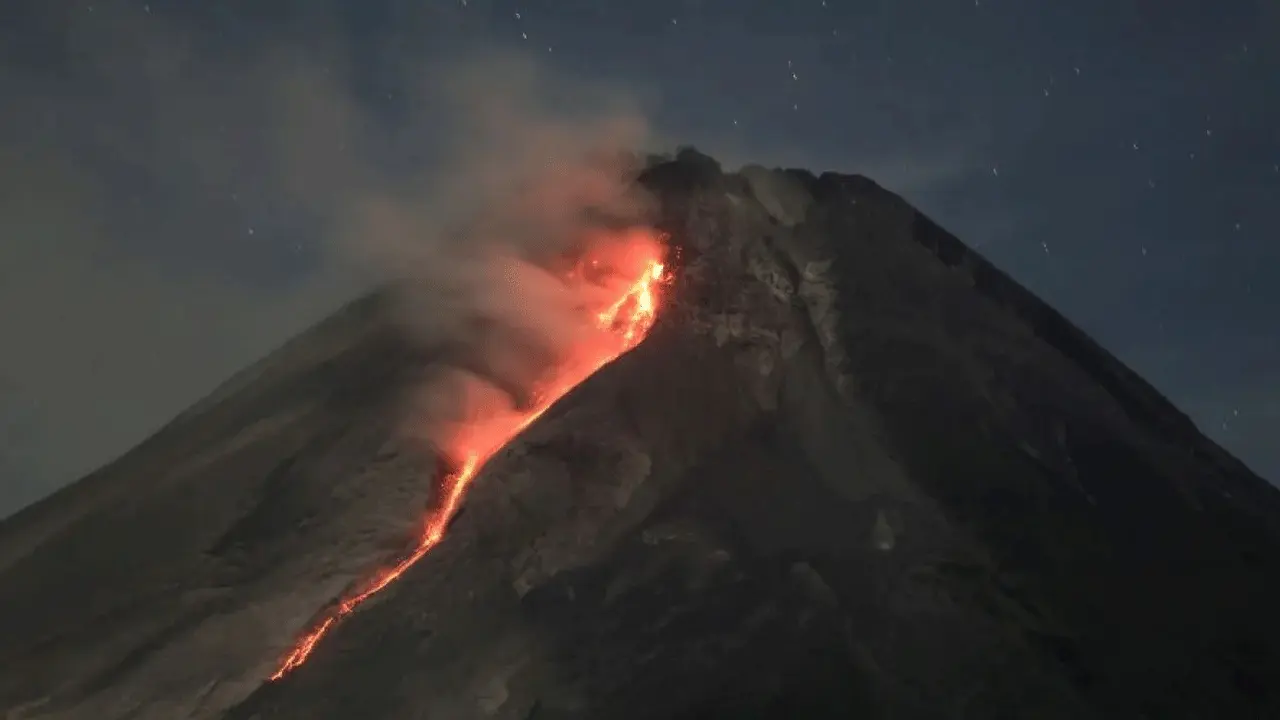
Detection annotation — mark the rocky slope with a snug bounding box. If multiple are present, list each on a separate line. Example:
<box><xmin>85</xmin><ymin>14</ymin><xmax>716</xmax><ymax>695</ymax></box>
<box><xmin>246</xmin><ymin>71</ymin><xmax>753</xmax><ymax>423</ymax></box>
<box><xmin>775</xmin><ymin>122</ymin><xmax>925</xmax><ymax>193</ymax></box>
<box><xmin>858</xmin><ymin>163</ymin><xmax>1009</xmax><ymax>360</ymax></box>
<box><xmin>2</xmin><ymin>149</ymin><xmax>1277</xmax><ymax>719</ymax></box>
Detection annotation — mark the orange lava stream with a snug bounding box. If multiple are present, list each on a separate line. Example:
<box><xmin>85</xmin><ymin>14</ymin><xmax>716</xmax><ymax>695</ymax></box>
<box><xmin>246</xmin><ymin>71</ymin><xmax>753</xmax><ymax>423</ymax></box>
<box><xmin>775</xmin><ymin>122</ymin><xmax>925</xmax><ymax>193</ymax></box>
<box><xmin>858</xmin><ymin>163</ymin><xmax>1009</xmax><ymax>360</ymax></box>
<box><xmin>270</xmin><ymin>237</ymin><xmax>668</xmax><ymax>681</ymax></box>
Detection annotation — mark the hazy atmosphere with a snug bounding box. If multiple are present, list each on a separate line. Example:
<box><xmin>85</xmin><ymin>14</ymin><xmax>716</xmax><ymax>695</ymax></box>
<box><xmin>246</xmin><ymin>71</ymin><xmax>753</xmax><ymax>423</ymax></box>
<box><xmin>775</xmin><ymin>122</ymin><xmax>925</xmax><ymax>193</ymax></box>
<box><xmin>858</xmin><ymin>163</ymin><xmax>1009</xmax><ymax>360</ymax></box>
<box><xmin>2</xmin><ymin>0</ymin><xmax>1277</xmax><ymax>517</ymax></box>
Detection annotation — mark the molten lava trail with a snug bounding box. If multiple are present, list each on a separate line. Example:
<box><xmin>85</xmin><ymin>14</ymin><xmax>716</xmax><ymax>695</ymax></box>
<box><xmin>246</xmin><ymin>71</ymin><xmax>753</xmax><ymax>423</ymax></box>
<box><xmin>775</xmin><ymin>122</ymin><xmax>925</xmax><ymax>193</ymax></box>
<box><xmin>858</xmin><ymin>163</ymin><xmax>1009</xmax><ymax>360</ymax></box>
<box><xmin>270</xmin><ymin>244</ymin><xmax>668</xmax><ymax>681</ymax></box>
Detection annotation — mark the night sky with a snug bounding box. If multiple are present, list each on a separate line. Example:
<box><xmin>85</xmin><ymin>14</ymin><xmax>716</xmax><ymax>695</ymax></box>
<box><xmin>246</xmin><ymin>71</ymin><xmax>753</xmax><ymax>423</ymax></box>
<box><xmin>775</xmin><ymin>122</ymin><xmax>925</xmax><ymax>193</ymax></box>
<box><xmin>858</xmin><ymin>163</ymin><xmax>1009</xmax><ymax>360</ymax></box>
<box><xmin>1</xmin><ymin>0</ymin><xmax>1276</xmax><ymax>516</ymax></box>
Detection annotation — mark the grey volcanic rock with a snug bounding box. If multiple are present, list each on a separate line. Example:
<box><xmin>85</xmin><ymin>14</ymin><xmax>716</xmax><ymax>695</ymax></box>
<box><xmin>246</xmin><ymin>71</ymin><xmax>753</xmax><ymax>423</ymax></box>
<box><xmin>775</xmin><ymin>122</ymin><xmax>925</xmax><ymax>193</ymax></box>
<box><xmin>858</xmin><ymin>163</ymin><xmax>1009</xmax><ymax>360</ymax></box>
<box><xmin>3</xmin><ymin>148</ymin><xmax>1279</xmax><ymax>719</ymax></box>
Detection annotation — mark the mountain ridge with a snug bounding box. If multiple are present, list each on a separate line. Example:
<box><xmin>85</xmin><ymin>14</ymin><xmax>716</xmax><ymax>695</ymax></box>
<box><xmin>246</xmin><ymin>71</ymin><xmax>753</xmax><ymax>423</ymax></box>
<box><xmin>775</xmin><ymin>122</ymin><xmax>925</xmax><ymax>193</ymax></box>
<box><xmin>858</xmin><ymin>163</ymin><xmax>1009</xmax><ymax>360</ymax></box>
<box><xmin>3</xmin><ymin>148</ymin><xmax>1277</xmax><ymax>719</ymax></box>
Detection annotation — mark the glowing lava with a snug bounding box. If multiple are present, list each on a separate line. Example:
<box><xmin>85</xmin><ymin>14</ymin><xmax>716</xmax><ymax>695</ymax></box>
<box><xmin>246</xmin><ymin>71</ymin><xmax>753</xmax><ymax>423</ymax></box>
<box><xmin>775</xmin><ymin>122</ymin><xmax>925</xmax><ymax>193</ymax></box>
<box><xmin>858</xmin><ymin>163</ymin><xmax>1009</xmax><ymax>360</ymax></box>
<box><xmin>270</xmin><ymin>231</ymin><xmax>669</xmax><ymax>681</ymax></box>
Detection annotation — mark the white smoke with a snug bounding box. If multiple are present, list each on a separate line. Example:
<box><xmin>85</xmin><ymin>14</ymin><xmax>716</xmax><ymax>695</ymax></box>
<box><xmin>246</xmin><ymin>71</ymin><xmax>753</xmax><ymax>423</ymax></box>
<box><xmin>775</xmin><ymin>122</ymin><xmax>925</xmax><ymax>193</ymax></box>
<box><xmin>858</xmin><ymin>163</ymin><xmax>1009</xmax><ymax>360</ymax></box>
<box><xmin>0</xmin><ymin>4</ymin><xmax>662</xmax><ymax>511</ymax></box>
<box><xmin>324</xmin><ymin>51</ymin><xmax>658</xmax><ymax>450</ymax></box>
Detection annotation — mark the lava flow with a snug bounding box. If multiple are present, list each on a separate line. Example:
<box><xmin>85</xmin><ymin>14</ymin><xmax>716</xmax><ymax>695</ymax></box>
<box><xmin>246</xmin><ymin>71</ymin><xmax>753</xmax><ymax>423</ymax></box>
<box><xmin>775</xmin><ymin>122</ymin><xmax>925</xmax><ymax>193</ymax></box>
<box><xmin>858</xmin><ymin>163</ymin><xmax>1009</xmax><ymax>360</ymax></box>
<box><xmin>270</xmin><ymin>230</ymin><xmax>670</xmax><ymax>681</ymax></box>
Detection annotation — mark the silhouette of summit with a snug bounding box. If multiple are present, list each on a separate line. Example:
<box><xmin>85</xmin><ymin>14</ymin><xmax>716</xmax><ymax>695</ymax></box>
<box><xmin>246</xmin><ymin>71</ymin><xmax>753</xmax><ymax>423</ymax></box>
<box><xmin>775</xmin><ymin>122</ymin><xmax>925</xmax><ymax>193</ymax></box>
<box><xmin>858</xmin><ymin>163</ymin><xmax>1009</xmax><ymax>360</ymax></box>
<box><xmin>2</xmin><ymin>149</ymin><xmax>1277</xmax><ymax>719</ymax></box>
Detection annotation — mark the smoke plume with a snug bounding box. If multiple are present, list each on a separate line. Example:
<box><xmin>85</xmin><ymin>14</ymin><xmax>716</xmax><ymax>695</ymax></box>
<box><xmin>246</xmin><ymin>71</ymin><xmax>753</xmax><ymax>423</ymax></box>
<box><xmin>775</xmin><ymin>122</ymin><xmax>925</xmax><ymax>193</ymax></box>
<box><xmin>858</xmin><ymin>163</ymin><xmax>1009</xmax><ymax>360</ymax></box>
<box><xmin>0</xmin><ymin>2</ymin><xmax>659</xmax><ymax>513</ymax></box>
<box><xmin>314</xmin><ymin>50</ymin><xmax>658</xmax><ymax>456</ymax></box>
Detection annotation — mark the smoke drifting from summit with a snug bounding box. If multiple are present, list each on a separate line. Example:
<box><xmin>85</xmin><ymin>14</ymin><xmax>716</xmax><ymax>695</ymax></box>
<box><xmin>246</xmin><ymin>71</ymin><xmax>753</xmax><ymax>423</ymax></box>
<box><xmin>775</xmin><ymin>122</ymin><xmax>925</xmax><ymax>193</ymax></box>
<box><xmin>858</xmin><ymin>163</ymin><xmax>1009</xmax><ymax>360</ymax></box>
<box><xmin>322</xmin><ymin>50</ymin><xmax>659</xmax><ymax>451</ymax></box>
<box><xmin>0</xmin><ymin>0</ymin><xmax>664</xmax><ymax>513</ymax></box>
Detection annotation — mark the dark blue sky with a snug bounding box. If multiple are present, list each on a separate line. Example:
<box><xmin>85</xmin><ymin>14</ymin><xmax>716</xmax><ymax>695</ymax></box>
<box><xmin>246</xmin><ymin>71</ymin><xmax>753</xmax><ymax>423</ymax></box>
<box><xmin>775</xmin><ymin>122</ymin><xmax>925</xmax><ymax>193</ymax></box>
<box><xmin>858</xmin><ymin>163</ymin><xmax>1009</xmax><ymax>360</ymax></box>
<box><xmin>1</xmin><ymin>0</ymin><xmax>1276</xmax><ymax>515</ymax></box>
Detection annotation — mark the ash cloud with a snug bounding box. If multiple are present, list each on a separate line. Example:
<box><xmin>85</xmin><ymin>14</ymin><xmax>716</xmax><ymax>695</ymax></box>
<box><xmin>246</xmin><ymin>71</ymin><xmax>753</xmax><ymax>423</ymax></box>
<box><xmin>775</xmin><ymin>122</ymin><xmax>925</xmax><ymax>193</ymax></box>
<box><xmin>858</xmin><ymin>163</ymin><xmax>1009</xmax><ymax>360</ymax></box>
<box><xmin>335</xmin><ymin>51</ymin><xmax>659</xmax><ymax>455</ymax></box>
<box><xmin>0</xmin><ymin>2</ymin><xmax>657</xmax><ymax>515</ymax></box>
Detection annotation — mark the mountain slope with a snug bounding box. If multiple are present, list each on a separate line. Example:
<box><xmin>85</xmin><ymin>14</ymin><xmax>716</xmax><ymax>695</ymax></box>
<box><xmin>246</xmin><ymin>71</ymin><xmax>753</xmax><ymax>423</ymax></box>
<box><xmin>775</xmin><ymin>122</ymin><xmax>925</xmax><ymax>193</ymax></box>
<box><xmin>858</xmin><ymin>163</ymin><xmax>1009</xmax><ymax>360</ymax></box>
<box><xmin>3</xmin><ymin>149</ymin><xmax>1278</xmax><ymax>720</ymax></box>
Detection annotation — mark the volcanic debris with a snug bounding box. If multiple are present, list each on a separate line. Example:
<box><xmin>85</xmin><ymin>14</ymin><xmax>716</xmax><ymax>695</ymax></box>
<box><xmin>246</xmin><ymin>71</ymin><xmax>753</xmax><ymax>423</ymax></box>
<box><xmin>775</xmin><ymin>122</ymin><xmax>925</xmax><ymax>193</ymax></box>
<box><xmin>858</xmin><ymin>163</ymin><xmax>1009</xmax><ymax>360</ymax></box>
<box><xmin>1</xmin><ymin>148</ymin><xmax>1278</xmax><ymax>720</ymax></box>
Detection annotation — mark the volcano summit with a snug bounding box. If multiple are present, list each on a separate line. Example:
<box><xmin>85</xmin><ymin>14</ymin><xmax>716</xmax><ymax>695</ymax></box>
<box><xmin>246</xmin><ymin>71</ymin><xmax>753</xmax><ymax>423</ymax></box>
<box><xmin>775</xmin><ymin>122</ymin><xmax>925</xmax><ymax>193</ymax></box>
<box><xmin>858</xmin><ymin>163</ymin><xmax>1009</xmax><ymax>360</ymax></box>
<box><xmin>2</xmin><ymin>149</ymin><xmax>1278</xmax><ymax>720</ymax></box>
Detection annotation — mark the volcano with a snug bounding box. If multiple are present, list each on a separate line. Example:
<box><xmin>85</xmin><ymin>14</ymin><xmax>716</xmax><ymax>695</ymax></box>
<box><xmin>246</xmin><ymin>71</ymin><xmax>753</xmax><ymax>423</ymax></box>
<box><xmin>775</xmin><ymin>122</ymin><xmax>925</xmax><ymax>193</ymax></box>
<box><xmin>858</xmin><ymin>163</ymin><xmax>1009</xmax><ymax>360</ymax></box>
<box><xmin>2</xmin><ymin>148</ymin><xmax>1278</xmax><ymax>720</ymax></box>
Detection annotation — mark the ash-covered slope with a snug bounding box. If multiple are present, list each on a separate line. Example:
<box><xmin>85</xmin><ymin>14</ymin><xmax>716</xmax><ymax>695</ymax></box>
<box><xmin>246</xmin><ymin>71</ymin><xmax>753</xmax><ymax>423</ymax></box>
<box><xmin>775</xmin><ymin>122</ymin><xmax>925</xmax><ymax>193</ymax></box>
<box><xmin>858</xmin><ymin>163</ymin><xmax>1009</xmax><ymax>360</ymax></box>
<box><xmin>4</xmin><ymin>149</ymin><xmax>1279</xmax><ymax>720</ymax></box>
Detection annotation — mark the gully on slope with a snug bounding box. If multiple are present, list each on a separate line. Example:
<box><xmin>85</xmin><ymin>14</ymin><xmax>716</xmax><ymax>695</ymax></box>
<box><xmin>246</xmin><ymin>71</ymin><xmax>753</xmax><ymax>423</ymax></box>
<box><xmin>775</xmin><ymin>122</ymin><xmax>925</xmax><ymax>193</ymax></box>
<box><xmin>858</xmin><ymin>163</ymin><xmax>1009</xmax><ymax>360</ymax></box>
<box><xmin>270</xmin><ymin>230</ymin><xmax>672</xmax><ymax>680</ymax></box>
